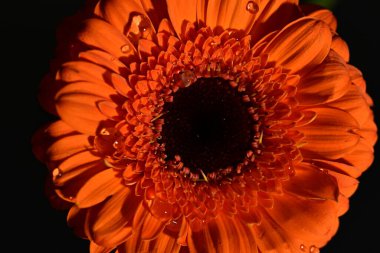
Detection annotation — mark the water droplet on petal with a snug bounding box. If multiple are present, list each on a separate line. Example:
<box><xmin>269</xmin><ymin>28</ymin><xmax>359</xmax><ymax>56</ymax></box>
<box><xmin>121</xmin><ymin>44</ymin><xmax>131</xmax><ymax>53</ymax></box>
<box><xmin>309</xmin><ymin>245</ymin><xmax>319</xmax><ymax>253</ymax></box>
<box><xmin>128</xmin><ymin>14</ymin><xmax>153</xmax><ymax>41</ymax></box>
<box><xmin>100</xmin><ymin>128</ymin><xmax>111</xmax><ymax>136</ymax></box>
<box><xmin>180</xmin><ymin>70</ymin><xmax>196</xmax><ymax>87</ymax></box>
<box><xmin>150</xmin><ymin>198</ymin><xmax>173</xmax><ymax>220</ymax></box>
<box><xmin>52</xmin><ymin>168</ymin><xmax>62</xmax><ymax>180</ymax></box>
<box><xmin>246</xmin><ymin>1</ymin><xmax>259</xmax><ymax>14</ymax></box>
<box><xmin>300</xmin><ymin>244</ymin><xmax>306</xmax><ymax>251</ymax></box>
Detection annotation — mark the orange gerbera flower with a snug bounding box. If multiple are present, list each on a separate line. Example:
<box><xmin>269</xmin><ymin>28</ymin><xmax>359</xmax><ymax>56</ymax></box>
<box><xmin>33</xmin><ymin>0</ymin><xmax>377</xmax><ymax>252</ymax></box>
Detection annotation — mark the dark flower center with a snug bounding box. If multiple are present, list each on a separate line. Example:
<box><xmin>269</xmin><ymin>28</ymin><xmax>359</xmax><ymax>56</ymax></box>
<box><xmin>161</xmin><ymin>77</ymin><xmax>253</xmax><ymax>174</ymax></box>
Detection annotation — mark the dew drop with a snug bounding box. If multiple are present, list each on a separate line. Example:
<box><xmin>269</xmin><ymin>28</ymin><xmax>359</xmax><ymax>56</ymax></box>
<box><xmin>150</xmin><ymin>198</ymin><xmax>173</xmax><ymax>220</ymax></box>
<box><xmin>121</xmin><ymin>44</ymin><xmax>131</xmax><ymax>53</ymax></box>
<box><xmin>52</xmin><ymin>168</ymin><xmax>62</xmax><ymax>180</ymax></box>
<box><xmin>300</xmin><ymin>244</ymin><xmax>306</xmax><ymax>251</ymax></box>
<box><xmin>180</xmin><ymin>70</ymin><xmax>196</xmax><ymax>87</ymax></box>
<box><xmin>246</xmin><ymin>1</ymin><xmax>259</xmax><ymax>14</ymax></box>
<box><xmin>100</xmin><ymin>128</ymin><xmax>110</xmax><ymax>136</ymax></box>
<box><xmin>309</xmin><ymin>245</ymin><xmax>319</xmax><ymax>253</ymax></box>
<box><xmin>128</xmin><ymin>14</ymin><xmax>153</xmax><ymax>41</ymax></box>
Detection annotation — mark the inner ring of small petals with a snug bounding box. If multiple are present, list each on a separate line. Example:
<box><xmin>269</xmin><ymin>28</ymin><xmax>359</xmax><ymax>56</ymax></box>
<box><xmin>161</xmin><ymin>77</ymin><xmax>254</xmax><ymax>177</ymax></box>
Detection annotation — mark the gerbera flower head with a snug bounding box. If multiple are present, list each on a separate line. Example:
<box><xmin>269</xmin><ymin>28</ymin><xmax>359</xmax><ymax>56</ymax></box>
<box><xmin>33</xmin><ymin>0</ymin><xmax>377</xmax><ymax>252</ymax></box>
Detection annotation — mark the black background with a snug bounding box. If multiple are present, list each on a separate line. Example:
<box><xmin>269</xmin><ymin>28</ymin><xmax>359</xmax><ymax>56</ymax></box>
<box><xmin>1</xmin><ymin>0</ymin><xmax>378</xmax><ymax>252</ymax></box>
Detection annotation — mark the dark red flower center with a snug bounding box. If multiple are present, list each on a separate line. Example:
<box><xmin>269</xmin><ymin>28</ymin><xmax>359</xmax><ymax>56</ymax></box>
<box><xmin>161</xmin><ymin>77</ymin><xmax>254</xmax><ymax>175</ymax></box>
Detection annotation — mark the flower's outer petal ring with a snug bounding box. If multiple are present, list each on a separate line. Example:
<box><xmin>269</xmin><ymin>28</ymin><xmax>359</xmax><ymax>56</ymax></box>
<box><xmin>297</xmin><ymin>107</ymin><xmax>360</xmax><ymax>160</ymax></box>
<box><xmin>262</xmin><ymin>17</ymin><xmax>332</xmax><ymax>74</ymax></box>
<box><xmin>250</xmin><ymin>0</ymin><xmax>301</xmax><ymax>43</ymax></box>
<box><xmin>55</xmin><ymin>81</ymin><xmax>118</xmax><ymax>134</ymax></box>
<box><xmin>296</xmin><ymin>51</ymin><xmax>350</xmax><ymax>105</ymax></box>
<box><xmin>76</xmin><ymin>169</ymin><xmax>124</xmax><ymax>208</ymax></box>
<box><xmin>283</xmin><ymin>163</ymin><xmax>339</xmax><ymax>201</ymax></box>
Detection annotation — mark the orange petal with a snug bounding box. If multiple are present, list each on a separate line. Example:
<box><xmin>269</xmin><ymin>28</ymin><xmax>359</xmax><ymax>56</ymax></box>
<box><xmin>347</xmin><ymin>64</ymin><xmax>374</xmax><ymax>105</ymax></box>
<box><xmin>77</xmin><ymin>18</ymin><xmax>137</xmax><ymax>65</ymax></box>
<box><xmin>166</xmin><ymin>0</ymin><xmax>197</xmax><ymax>39</ymax></box>
<box><xmin>327</xmin><ymin>170</ymin><xmax>359</xmax><ymax>198</ymax></box>
<box><xmin>189</xmin><ymin>214</ymin><xmax>253</xmax><ymax>253</ymax></box>
<box><xmin>308</xmin><ymin>159</ymin><xmax>362</xmax><ymax>179</ymax></box>
<box><xmin>187</xmin><ymin>221</ymin><xmax>216</xmax><ymax>253</ymax></box>
<box><xmin>116</xmin><ymin>226</ymin><xmax>149</xmax><ymax>253</ymax></box>
<box><xmin>327</xmin><ymin>85</ymin><xmax>371</xmax><ymax>128</ymax></box>
<box><xmin>86</xmin><ymin>188</ymin><xmax>133</xmax><ymax>247</ymax></box>
<box><xmin>55</xmin><ymin>81</ymin><xmax>117</xmax><ymax>134</ymax></box>
<box><xmin>250</xmin><ymin>0</ymin><xmax>301</xmax><ymax>43</ymax></box>
<box><xmin>79</xmin><ymin>49</ymin><xmax>128</xmax><ymax>74</ymax></box>
<box><xmin>32</xmin><ymin>120</ymin><xmax>77</xmax><ymax>162</ymax></box>
<box><xmin>144</xmin><ymin>232</ymin><xmax>182</xmax><ymax>253</ymax></box>
<box><xmin>337</xmin><ymin>194</ymin><xmax>349</xmax><ymax>216</ymax></box>
<box><xmin>296</xmin><ymin>51</ymin><xmax>350</xmax><ymax>105</ymax></box>
<box><xmin>90</xmin><ymin>242</ymin><xmax>114</xmax><ymax>253</ymax></box>
<box><xmin>341</xmin><ymin>139</ymin><xmax>374</xmax><ymax>174</ymax></box>
<box><xmin>359</xmin><ymin>112</ymin><xmax>377</xmax><ymax>146</ymax></box>
<box><xmin>140</xmin><ymin>0</ymin><xmax>169</xmax><ymax>29</ymax></box>
<box><xmin>331</xmin><ymin>35</ymin><xmax>349</xmax><ymax>62</ymax></box>
<box><xmin>55</xmin><ymin>157</ymin><xmax>107</xmax><ymax>202</ymax></box>
<box><xmin>46</xmin><ymin>134</ymin><xmax>92</xmax><ymax>161</ymax></box>
<box><xmin>284</xmin><ymin>163</ymin><xmax>339</xmax><ymax>201</ymax></box>
<box><xmin>267</xmin><ymin>194</ymin><xmax>339</xmax><ymax>246</ymax></box>
<box><xmin>205</xmin><ymin>0</ymin><xmax>258</xmax><ymax>33</ymax></box>
<box><xmin>140</xmin><ymin>211</ymin><xmax>167</xmax><ymax>240</ymax></box>
<box><xmin>59</xmin><ymin>60</ymin><xmax>120</xmax><ymax>87</ymax></box>
<box><xmin>304</xmin><ymin>7</ymin><xmax>337</xmax><ymax>31</ymax></box>
<box><xmin>251</xmin><ymin>210</ymin><xmax>290</xmax><ymax>252</ymax></box>
<box><xmin>298</xmin><ymin>107</ymin><xmax>360</xmax><ymax>160</ymax></box>
<box><xmin>97</xmin><ymin>100</ymin><xmax>122</xmax><ymax>120</ymax></box>
<box><xmin>55</xmin><ymin>151</ymin><xmax>102</xmax><ymax>182</ymax></box>
<box><xmin>262</xmin><ymin>17</ymin><xmax>332</xmax><ymax>73</ymax></box>
<box><xmin>138</xmin><ymin>39</ymin><xmax>160</xmax><ymax>59</ymax></box>
<box><xmin>95</xmin><ymin>0</ymin><xmax>147</xmax><ymax>35</ymax></box>
<box><xmin>231</xmin><ymin>218</ymin><xmax>259</xmax><ymax>253</ymax></box>
<box><xmin>76</xmin><ymin>169</ymin><xmax>124</xmax><ymax>208</ymax></box>
<box><xmin>67</xmin><ymin>206</ymin><xmax>88</xmax><ymax>238</ymax></box>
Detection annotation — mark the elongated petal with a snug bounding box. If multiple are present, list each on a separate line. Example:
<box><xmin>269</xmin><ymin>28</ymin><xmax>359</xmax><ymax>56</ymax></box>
<box><xmin>90</xmin><ymin>242</ymin><xmax>114</xmax><ymax>253</ymax></box>
<box><xmin>95</xmin><ymin>0</ymin><xmax>148</xmax><ymax>34</ymax></box>
<box><xmin>77</xmin><ymin>18</ymin><xmax>137</xmax><ymax>64</ymax></box>
<box><xmin>263</xmin><ymin>17</ymin><xmax>332</xmax><ymax>73</ymax></box>
<box><xmin>47</xmin><ymin>134</ymin><xmax>92</xmax><ymax>161</ymax></box>
<box><xmin>327</xmin><ymin>170</ymin><xmax>359</xmax><ymax>198</ymax></box>
<box><xmin>55</xmin><ymin>81</ymin><xmax>117</xmax><ymax>134</ymax></box>
<box><xmin>297</xmin><ymin>52</ymin><xmax>350</xmax><ymax>105</ymax></box>
<box><xmin>145</xmin><ymin>232</ymin><xmax>182</xmax><ymax>253</ymax></box>
<box><xmin>331</xmin><ymin>35</ymin><xmax>349</xmax><ymax>62</ymax></box>
<box><xmin>298</xmin><ymin>107</ymin><xmax>360</xmax><ymax>160</ymax></box>
<box><xmin>32</xmin><ymin>120</ymin><xmax>77</xmax><ymax>162</ymax></box>
<box><xmin>251</xmin><ymin>211</ymin><xmax>290</xmax><ymax>253</ymax></box>
<box><xmin>76</xmin><ymin>169</ymin><xmax>124</xmax><ymax>208</ymax></box>
<box><xmin>284</xmin><ymin>163</ymin><xmax>339</xmax><ymax>201</ymax></box>
<box><xmin>86</xmin><ymin>188</ymin><xmax>134</xmax><ymax>247</ymax></box>
<box><xmin>166</xmin><ymin>0</ymin><xmax>197</xmax><ymax>38</ymax></box>
<box><xmin>341</xmin><ymin>139</ymin><xmax>374</xmax><ymax>174</ymax></box>
<box><xmin>205</xmin><ymin>0</ymin><xmax>258</xmax><ymax>32</ymax></box>
<box><xmin>327</xmin><ymin>85</ymin><xmax>371</xmax><ymax>128</ymax></box>
<box><xmin>140</xmin><ymin>211</ymin><xmax>167</xmax><ymax>240</ymax></box>
<box><xmin>303</xmin><ymin>7</ymin><xmax>337</xmax><ymax>31</ymax></box>
<box><xmin>250</xmin><ymin>0</ymin><xmax>301</xmax><ymax>43</ymax></box>
<box><xmin>267</xmin><ymin>194</ymin><xmax>339</xmax><ymax>246</ymax></box>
